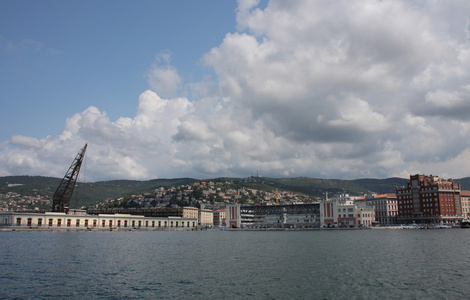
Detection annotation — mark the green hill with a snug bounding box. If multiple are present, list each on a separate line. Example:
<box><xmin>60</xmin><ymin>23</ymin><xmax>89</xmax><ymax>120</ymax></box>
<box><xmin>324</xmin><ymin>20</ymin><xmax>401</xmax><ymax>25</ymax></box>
<box><xmin>0</xmin><ymin>176</ymin><xmax>198</xmax><ymax>209</ymax></box>
<box><xmin>2</xmin><ymin>175</ymin><xmax>469</xmax><ymax>209</ymax></box>
<box><xmin>236</xmin><ymin>176</ymin><xmax>409</xmax><ymax>198</ymax></box>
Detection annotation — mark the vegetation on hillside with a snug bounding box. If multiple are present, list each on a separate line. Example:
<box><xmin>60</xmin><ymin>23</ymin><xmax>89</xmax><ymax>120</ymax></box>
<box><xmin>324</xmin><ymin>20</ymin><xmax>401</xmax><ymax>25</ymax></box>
<box><xmin>2</xmin><ymin>175</ymin><xmax>469</xmax><ymax>209</ymax></box>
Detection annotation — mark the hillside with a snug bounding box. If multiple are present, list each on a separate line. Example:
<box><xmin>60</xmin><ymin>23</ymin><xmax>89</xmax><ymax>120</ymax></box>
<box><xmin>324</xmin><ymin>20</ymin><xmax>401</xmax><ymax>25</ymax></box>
<box><xmin>0</xmin><ymin>176</ymin><xmax>198</xmax><ymax>209</ymax></box>
<box><xmin>255</xmin><ymin>177</ymin><xmax>409</xmax><ymax>196</ymax></box>
<box><xmin>2</xmin><ymin>175</ymin><xmax>470</xmax><ymax>209</ymax></box>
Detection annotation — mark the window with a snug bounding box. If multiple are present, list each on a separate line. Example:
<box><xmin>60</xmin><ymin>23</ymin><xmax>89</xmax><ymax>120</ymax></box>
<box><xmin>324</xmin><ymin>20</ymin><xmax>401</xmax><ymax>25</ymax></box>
<box><xmin>102</xmin><ymin>220</ymin><xmax>106</xmax><ymax>227</ymax></box>
<box><xmin>76</xmin><ymin>219</ymin><xmax>80</xmax><ymax>227</ymax></box>
<box><xmin>57</xmin><ymin>219</ymin><xmax>62</xmax><ymax>227</ymax></box>
<box><xmin>27</xmin><ymin>218</ymin><xmax>32</xmax><ymax>227</ymax></box>
<box><xmin>49</xmin><ymin>219</ymin><xmax>53</xmax><ymax>227</ymax></box>
<box><xmin>117</xmin><ymin>220</ymin><xmax>121</xmax><ymax>227</ymax></box>
<box><xmin>158</xmin><ymin>221</ymin><xmax>161</xmax><ymax>227</ymax></box>
<box><xmin>16</xmin><ymin>218</ymin><xmax>22</xmax><ymax>226</ymax></box>
<box><xmin>145</xmin><ymin>221</ymin><xmax>149</xmax><ymax>227</ymax></box>
<box><xmin>124</xmin><ymin>220</ymin><xmax>128</xmax><ymax>227</ymax></box>
<box><xmin>109</xmin><ymin>220</ymin><xmax>113</xmax><ymax>228</ymax></box>
<box><xmin>93</xmin><ymin>220</ymin><xmax>97</xmax><ymax>227</ymax></box>
<box><xmin>85</xmin><ymin>219</ymin><xmax>89</xmax><ymax>227</ymax></box>
<box><xmin>152</xmin><ymin>221</ymin><xmax>155</xmax><ymax>227</ymax></box>
<box><xmin>38</xmin><ymin>219</ymin><xmax>43</xmax><ymax>227</ymax></box>
<box><xmin>67</xmin><ymin>219</ymin><xmax>71</xmax><ymax>227</ymax></box>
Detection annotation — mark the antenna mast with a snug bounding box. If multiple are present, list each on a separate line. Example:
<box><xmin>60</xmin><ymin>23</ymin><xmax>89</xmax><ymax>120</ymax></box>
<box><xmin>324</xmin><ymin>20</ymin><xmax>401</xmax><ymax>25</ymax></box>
<box><xmin>52</xmin><ymin>144</ymin><xmax>87</xmax><ymax>213</ymax></box>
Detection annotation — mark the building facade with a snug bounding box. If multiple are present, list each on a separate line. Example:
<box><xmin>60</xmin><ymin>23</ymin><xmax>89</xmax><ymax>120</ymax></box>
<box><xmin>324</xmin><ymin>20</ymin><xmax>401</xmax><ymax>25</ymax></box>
<box><xmin>213</xmin><ymin>209</ymin><xmax>226</xmax><ymax>227</ymax></box>
<box><xmin>0</xmin><ymin>211</ymin><xmax>197</xmax><ymax>230</ymax></box>
<box><xmin>226</xmin><ymin>204</ymin><xmax>241</xmax><ymax>228</ymax></box>
<box><xmin>226</xmin><ymin>203</ymin><xmax>320</xmax><ymax>229</ymax></box>
<box><xmin>396</xmin><ymin>174</ymin><xmax>463</xmax><ymax>225</ymax></box>
<box><xmin>357</xmin><ymin>193</ymin><xmax>398</xmax><ymax>225</ymax></box>
<box><xmin>198</xmin><ymin>209</ymin><xmax>214</xmax><ymax>226</ymax></box>
<box><xmin>460</xmin><ymin>190</ymin><xmax>470</xmax><ymax>220</ymax></box>
<box><xmin>320</xmin><ymin>197</ymin><xmax>375</xmax><ymax>227</ymax></box>
<box><xmin>182</xmin><ymin>206</ymin><xmax>199</xmax><ymax>221</ymax></box>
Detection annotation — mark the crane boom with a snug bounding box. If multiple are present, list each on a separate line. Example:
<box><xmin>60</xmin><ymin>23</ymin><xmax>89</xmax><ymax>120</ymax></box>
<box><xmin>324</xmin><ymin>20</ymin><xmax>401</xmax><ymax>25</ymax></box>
<box><xmin>52</xmin><ymin>144</ymin><xmax>87</xmax><ymax>213</ymax></box>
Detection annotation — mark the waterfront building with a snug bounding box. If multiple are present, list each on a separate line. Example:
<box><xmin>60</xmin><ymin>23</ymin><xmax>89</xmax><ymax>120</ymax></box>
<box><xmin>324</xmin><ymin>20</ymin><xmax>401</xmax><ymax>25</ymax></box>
<box><xmin>320</xmin><ymin>200</ymin><xmax>337</xmax><ymax>227</ymax></box>
<box><xmin>199</xmin><ymin>209</ymin><xmax>214</xmax><ymax>226</ymax></box>
<box><xmin>395</xmin><ymin>174</ymin><xmax>463</xmax><ymax>225</ymax></box>
<box><xmin>320</xmin><ymin>195</ymin><xmax>375</xmax><ymax>227</ymax></box>
<box><xmin>0</xmin><ymin>210</ymin><xmax>197</xmax><ymax>230</ymax></box>
<box><xmin>460</xmin><ymin>190</ymin><xmax>470</xmax><ymax>220</ymax></box>
<box><xmin>182</xmin><ymin>206</ymin><xmax>199</xmax><ymax>220</ymax></box>
<box><xmin>213</xmin><ymin>209</ymin><xmax>226</xmax><ymax>227</ymax></box>
<box><xmin>227</xmin><ymin>204</ymin><xmax>242</xmax><ymax>228</ymax></box>
<box><xmin>87</xmin><ymin>206</ymin><xmax>200</xmax><ymax>220</ymax></box>
<box><xmin>226</xmin><ymin>203</ymin><xmax>320</xmax><ymax>229</ymax></box>
<box><xmin>356</xmin><ymin>193</ymin><xmax>398</xmax><ymax>225</ymax></box>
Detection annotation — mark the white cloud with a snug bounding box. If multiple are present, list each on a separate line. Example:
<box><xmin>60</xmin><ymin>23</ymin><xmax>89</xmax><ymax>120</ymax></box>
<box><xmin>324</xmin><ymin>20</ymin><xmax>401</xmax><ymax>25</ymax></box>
<box><xmin>147</xmin><ymin>51</ymin><xmax>182</xmax><ymax>98</ymax></box>
<box><xmin>3</xmin><ymin>0</ymin><xmax>470</xmax><ymax>181</ymax></box>
<box><xmin>10</xmin><ymin>135</ymin><xmax>40</xmax><ymax>148</ymax></box>
<box><xmin>425</xmin><ymin>89</ymin><xmax>464</xmax><ymax>108</ymax></box>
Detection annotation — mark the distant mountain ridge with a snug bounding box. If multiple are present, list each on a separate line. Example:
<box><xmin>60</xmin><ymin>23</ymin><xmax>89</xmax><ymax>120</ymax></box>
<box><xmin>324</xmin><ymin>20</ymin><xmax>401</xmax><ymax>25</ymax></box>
<box><xmin>2</xmin><ymin>175</ymin><xmax>470</xmax><ymax>209</ymax></box>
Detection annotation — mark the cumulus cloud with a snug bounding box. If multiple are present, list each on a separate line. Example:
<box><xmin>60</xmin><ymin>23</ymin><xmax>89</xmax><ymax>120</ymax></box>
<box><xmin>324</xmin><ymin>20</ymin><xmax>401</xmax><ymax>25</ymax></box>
<box><xmin>147</xmin><ymin>51</ymin><xmax>182</xmax><ymax>98</ymax></box>
<box><xmin>2</xmin><ymin>0</ymin><xmax>470</xmax><ymax>181</ymax></box>
<box><xmin>10</xmin><ymin>135</ymin><xmax>40</xmax><ymax>148</ymax></box>
<box><xmin>421</xmin><ymin>86</ymin><xmax>470</xmax><ymax>119</ymax></box>
<box><xmin>1</xmin><ymin>91</ymin><xmax>193</xmax><ymax>180</ymax></box>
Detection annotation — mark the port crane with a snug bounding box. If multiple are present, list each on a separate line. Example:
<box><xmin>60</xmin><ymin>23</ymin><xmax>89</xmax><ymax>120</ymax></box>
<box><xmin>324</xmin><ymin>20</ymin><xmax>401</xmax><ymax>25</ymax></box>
<box><xmin>52</xmin><ymin>143</ymin><xmax>87</xmax><ymax>213</ymax></box>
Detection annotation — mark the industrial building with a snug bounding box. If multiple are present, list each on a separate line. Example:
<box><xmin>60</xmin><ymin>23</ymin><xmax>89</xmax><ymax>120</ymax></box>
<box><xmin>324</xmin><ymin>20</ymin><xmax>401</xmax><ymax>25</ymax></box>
<box><xmin>226</xmin><ymin>203</ymin><xmax>320</xmax><ymax>229</ymax></box>
<box><xmin>0</xmin><ymin>209</ymin><xmax>197</xmax><ymax>230</ymax></box>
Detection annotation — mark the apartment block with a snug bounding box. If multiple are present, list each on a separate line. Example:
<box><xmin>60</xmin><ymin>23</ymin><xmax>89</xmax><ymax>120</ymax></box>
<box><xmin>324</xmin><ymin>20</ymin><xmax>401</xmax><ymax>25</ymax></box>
<box><xmin>396</xmin><ymin>174</ymin><xmax>463</xmax><ymax>225</ymax></box>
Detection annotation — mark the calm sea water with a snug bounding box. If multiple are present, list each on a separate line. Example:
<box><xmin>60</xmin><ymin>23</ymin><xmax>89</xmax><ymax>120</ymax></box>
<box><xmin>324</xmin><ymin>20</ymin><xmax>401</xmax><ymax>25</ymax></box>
<box><xmin>1</xmin><ymin>229</ymin><xmax>469</xmax><ymax>299</ymax></box>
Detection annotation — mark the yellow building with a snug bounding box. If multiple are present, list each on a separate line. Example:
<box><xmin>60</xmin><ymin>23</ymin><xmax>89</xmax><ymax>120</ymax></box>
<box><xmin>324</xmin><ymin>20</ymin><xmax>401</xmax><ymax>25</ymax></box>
<box><xmin>198</xmin><ymin>209</ymin><xmax>214</xmax><ymax>226</ymax></box>
<box><xmin>182</xmin><ymin>207</ymin><xmax>199</xmax><ymax>221</ymax></box>
<box><xmin>461</xmin><ymin>190</ymin><xmax>470</xmax><ymax>220</ymax></box>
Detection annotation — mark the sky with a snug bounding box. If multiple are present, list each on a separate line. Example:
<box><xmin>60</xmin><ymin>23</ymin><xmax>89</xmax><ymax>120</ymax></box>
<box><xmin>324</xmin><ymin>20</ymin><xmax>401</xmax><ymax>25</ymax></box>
<box><xmin>1</xmin><ymin>0</ymin><xmax>470</xmax><ymax>182</ymax></box>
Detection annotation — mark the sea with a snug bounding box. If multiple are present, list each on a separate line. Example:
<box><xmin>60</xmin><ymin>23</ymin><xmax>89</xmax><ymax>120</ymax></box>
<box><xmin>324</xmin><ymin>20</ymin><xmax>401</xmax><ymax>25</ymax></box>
<box><xmin>1</xmin><ymin>229</ymin><xmax>469</xmax><ymax>299</ymax></box>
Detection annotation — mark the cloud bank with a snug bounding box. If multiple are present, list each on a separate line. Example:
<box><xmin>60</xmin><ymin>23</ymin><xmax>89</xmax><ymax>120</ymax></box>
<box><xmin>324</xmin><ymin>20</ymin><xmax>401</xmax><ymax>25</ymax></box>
<box><xmin>2</xmin><ymin>0</ymin><xmax>470</xmax><ymax>181</ymax></box>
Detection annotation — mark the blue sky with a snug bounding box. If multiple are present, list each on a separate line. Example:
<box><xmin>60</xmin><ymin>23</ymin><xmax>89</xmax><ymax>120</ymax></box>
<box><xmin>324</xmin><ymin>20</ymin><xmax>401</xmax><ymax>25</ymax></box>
<box><xmin>1</xmin><ymin>0</ymin><xmax>237</xmax><ymax>140</ymax></box>
<box><xmin>2</xmin><ymin>0</ymin><xmax>470</xmax><ymax>182</ymax></box>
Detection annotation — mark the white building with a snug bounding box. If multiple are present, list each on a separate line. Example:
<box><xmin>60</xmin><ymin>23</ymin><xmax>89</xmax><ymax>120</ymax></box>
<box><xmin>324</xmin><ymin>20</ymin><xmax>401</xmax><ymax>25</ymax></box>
<box><xmin>0</xmin><ymin>210</ymin><xmax>197</xmax><ymax>230</ymax></box>
<box><xmin>356</xmin><ymin>193</ymin><xmax>398</xmax><ymax>225</ymax></box>
<box><xmin>226</xmin><ymin>203</ymin><xmax>320</xmax><ymax>229</ymax></box>
<box><xmin>213</xmin><ymin>209</ymin><xmax>226</xmax><ymax>227</ymax></box>
<box><xmin>320</xmin><ymin>195</ymin><xmax>375</xmax><ymax>228</ymax></box>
